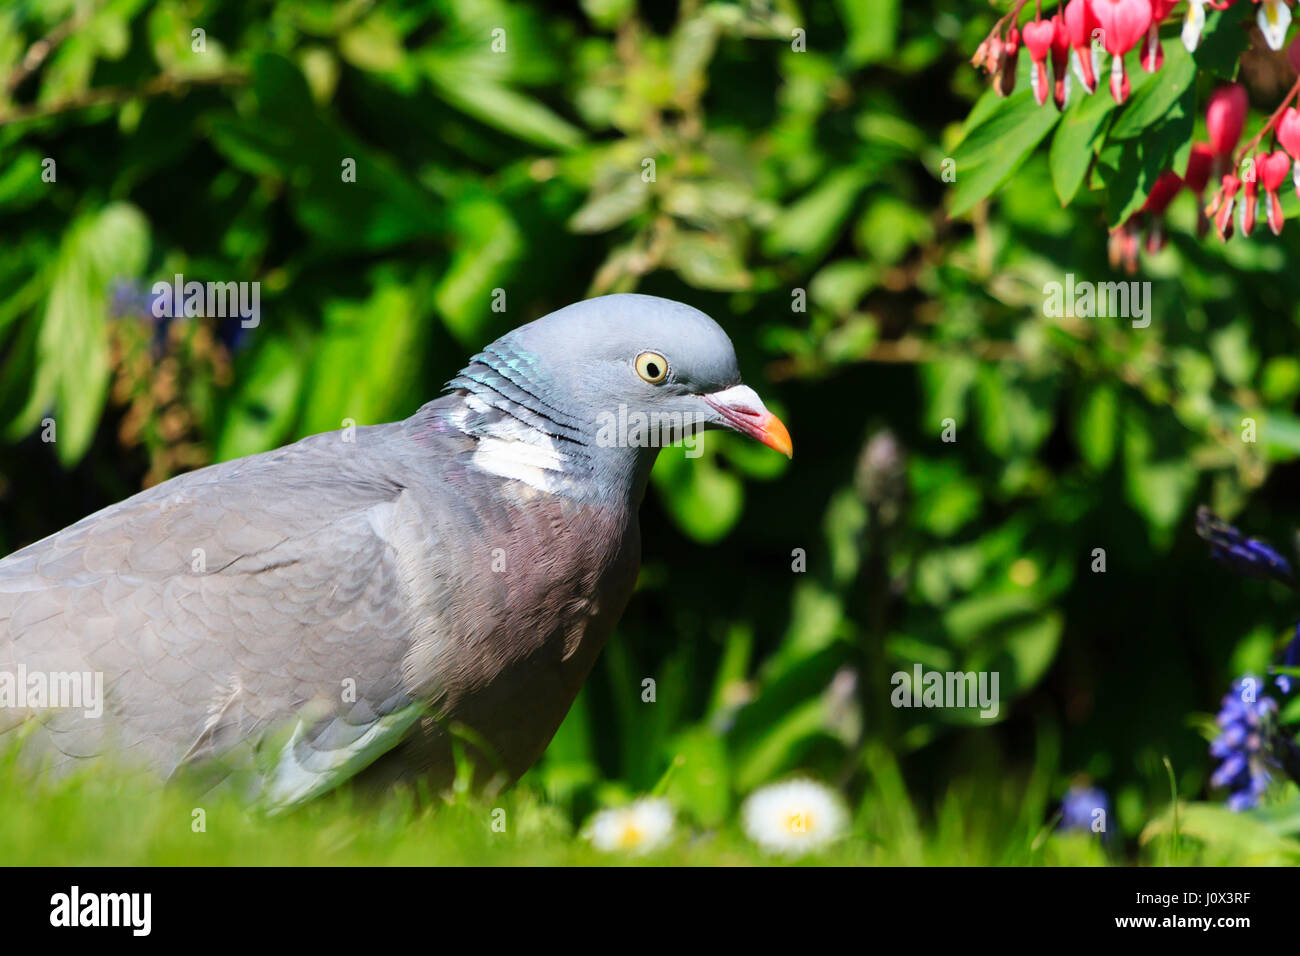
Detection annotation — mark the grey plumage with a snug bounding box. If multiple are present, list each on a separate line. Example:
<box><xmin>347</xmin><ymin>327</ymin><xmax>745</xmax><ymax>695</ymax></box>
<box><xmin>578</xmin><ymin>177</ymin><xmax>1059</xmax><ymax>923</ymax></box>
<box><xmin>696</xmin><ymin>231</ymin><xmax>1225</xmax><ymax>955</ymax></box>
<box><xmin>0</xmin><ymin>294</ymin><xmax>790</xmax><ymax>807</ymax></box>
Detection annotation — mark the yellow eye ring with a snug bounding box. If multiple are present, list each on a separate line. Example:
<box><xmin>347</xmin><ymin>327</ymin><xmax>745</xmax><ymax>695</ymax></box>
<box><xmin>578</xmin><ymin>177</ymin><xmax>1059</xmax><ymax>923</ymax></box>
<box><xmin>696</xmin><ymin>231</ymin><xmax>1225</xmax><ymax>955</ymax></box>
<box><xmin>635</xmin><ymin>351</ymin><xmax>669</xmax><ymax>384</ymax></box>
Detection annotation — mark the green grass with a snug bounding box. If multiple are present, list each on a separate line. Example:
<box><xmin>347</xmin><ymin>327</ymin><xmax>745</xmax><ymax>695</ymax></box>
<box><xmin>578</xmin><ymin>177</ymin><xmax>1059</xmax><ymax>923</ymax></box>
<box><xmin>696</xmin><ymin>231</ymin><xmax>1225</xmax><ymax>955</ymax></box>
<box><xmin>0</xmin><ymin>748</ymin><xmax>1150</xmax><ymax>866</ymax></box>
<box><xmin>2</xmin><ymin>730</ymin><xmax>1289</xmax><ymax>865</ymax></box>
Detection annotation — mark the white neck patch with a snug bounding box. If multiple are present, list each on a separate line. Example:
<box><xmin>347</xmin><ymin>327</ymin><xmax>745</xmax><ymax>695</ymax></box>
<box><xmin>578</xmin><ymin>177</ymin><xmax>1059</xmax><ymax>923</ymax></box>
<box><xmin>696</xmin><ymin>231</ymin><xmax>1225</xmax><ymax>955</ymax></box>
<box><xmin>452</xmin><ymin>394</ymin><xmax>572</xmax><ymax>494</ymax></box>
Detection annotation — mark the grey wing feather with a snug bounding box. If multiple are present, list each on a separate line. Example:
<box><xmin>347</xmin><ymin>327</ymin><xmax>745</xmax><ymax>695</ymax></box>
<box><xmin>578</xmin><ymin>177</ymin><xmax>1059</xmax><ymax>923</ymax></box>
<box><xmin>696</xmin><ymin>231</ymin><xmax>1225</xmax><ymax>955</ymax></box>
<box><xmin>0</xmin><ymin>423</ymin><xmax>440</xmax><ymax>805</ymax></box>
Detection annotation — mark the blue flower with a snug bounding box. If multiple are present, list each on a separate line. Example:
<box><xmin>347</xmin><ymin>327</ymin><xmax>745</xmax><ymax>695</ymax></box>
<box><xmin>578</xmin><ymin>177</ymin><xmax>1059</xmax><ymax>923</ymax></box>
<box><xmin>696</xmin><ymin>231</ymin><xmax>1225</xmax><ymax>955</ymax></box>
<box><xmin>1210</xmin><ymin>676</ymin><xmax>1279</xmax><ymax>811</ymax></box>
<box><xmin>1196</xmin><ymin>507</ymin><xmax>1294</xmax><ymax>586</ymax></box>
<box><xmin>1276</xmin><ymin>621</ymin><xmax>1300</xmax><ymax>695</ymax></box>
<box><xmin>1059</xmin><ymin>786</ymin><xmax>1109</xmax><ymax>834</ymax></box>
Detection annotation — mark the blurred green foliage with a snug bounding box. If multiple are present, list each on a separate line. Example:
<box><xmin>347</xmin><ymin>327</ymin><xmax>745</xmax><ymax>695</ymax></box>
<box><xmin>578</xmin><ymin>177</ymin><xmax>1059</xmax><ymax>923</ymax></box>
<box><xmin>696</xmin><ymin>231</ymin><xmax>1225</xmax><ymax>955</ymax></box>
<box><xmin>4</xmin><ymin>0</ymin><xmax>1300</xmax><ymax>863</ymax></box>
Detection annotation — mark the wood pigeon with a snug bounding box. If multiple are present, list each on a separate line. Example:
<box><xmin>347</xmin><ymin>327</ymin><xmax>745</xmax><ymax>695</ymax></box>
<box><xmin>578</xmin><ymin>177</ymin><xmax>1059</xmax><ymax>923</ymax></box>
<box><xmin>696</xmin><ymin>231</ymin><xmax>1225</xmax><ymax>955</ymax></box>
<box><xmin>0</xmin><ymin>294</ymin><xmax>791</xmax><ymax>809</ymax></box>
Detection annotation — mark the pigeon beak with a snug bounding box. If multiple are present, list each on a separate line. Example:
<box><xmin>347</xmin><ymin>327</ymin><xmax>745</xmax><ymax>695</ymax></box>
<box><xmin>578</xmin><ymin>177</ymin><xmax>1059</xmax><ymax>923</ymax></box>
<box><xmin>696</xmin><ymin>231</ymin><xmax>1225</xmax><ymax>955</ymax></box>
<box><xmin>701</xmin><ymin>384</ymin><xmax>793</xmax><ymax>458</ymax></box>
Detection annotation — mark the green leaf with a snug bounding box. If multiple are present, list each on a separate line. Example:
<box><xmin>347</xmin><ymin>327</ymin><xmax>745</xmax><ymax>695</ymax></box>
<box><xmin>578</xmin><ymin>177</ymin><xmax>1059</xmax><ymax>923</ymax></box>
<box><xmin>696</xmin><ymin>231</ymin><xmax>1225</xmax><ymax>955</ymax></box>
<box><xmin>435</xmin><ymin>192</ymin><xmax>523</xmax><ymax>344</ymax></box>
<box><xmin>1143</xmin><ymin>803</ymin><xmax>1300</xmax><ymax>865</ymax></box>
<box><xmin>763</xmin><ymin>166</ymin><xmax>869</xmax><ymax>258</ymax></box>
<box><xmin>1192</xmin><ymin>8</ymin><xmax>1248</xmax><ymax>79</ymax></box>
<box><xmin>810</xmin><ymin>260</ymin><xmax>878</xmax><ymax>315</ymax></box>
<box><xmin>425</xmin><ymin>60</ymin><xmax>584</xmax><ymax>151</ymax></box>
<box><xmin>651</xmin><ymin>440</ymin><xmax>745</xmax><ymax>542</ymax></box>
<box><xmin>339</xmin><ymin>12</ymin><xmax>408</xmax><ymax>75</ymax></box>
<box><xmin>1213</xmin><ymin>405</ymin><xmax>1300</xmax><ymax>461</ymax></box>
<box><xmin>12</xmin><ymin>204</ymin><xmax>149</xmax><ymax>465</ymax></box>
<box><xmin>993</xmin><ymin>610</ymin><xmax>1064</xmax><ymax>699</ymax></box>
<box><xmin>0</xmin><ymin>152</ymin><xmax>46</xmax><ymax>209</ymax></box>
<box><xmin>1075</xmin><ymin>384</ymin><xmax>1118</xmax><ymax>471</ymax></box>
<box><xmin>663</xmin><ymin>728</ymin><xmax>730</xmax><ymax>827</ymax></box>
<box><xmin>974</xmin><ymin>365</ymin><xmax>1055</xmax><ymax>458</ymax></box>
<box><xmin>1122</xmin><ymin>406</ymin><xmax>1197</xmax><ymax>537</ymax></box>
<box><xmin>664</xmin><ymin>232</ymin><xmax>751</xmax><ymax>291</ymax></box>
<box><xmin>1103</xmin><ymin>86</ymin><xmax>1195</xmax><ymax>226</ymax></box>
<box><xmin>1049</xmin><ymin>86</ymin><xmax>1117</xmax><ymax>206</ymax></box>
<box><xmin>734</xmin><ymin>698</ymin><xmax>830</xmax><ymax>791</ymax></box>
<box><xmin>300</xmin><ymin>283</ymin><xmax>424</xmax><ymax>435</ymax></box>
<box><xmin>215</xmin><ymin>337</ymin><xmax>308</xmax><ymax>461</ymax></box>
<box><xmin>838</xmin><ymin>0</ymin><xmax>899</xmax><ymax>66</ymax></box>
<box><xmin>568</xmin><ymin>176</ymin><xmax>650</xmax><ymax>233</ymax></box>
<box><xmin>209</xmin><ymin>54</ymin><xmax>444</xmax><ymax>250</ymax></box>
<box><xmin>949</xmin><ymin>86</ymin><xmax>1060</xmax><ymax>218</ymax></box>
<box><xmin>1109</xmin><ymin>42</ymin><xmax>1197</xmax><ymax>140</ymax></box>
<box><xmin>855</xmin><ymin>194</ymin><xmax>933</xmax><ymax>265</ymax></box>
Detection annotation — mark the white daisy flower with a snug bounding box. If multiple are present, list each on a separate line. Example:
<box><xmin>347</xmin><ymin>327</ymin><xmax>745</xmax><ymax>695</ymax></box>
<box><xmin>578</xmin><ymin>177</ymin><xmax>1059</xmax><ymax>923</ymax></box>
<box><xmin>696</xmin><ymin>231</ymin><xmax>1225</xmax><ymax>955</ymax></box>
<box><xmin>741</xmin><ymin>779</ymin><xmax>849</xmax><ymax>857</ymax></box>
<box><xmin>584</xmin><ymin>798</ymin><xmax>675</xmax><ymax>854</ymax></box>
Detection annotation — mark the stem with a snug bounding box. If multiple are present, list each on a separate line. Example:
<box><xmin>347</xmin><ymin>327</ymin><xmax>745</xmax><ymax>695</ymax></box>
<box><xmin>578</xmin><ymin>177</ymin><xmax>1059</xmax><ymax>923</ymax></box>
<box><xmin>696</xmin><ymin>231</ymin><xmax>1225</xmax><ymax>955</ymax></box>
<box><xmin>995</xmin><ymin>0</ymin><xmax>1033</xmax><ymax>31</ymax></box>
<box><xmin>5</xmin><ymin>3</ymin><xmax>96</xmax><ymax>94</ymax></box>
<box><xmin>0</xmin><ymin>70</ymin><xmax>246</xmax><ymax>126</ymax></box>
<box><xmin>1235</xmin><ymin>73</ymin><xmax>1300</xmax><ymax>164</ymax></box>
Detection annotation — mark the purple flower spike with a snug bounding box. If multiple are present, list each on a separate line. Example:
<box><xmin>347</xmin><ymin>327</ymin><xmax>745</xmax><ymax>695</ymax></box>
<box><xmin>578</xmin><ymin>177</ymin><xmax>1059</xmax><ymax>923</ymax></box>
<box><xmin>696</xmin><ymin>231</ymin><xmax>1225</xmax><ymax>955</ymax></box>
<box><xmin>1209</xmin><ymin>676</ymin><xmax>1280</xmax><ymax>811</ymax></box>
<box><xmin>1196</xmin><ymin>507</ymin><xmax>1295</xmax><ymax>586</ymax></box>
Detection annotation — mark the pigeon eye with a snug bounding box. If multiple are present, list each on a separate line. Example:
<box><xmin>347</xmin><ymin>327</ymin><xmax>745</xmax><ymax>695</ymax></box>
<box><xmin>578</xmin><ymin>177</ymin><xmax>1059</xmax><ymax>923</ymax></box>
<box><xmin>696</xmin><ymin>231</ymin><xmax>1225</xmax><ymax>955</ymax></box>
<box><xmin>635</xmin><ymin>351</ymin><xmax>669</xmax><ymax>384</ymax></box>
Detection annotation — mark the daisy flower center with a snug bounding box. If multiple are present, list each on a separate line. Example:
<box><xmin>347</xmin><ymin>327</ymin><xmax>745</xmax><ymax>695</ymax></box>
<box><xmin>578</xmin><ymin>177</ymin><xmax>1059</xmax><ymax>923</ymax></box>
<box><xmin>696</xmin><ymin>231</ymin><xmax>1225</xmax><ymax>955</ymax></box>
<box><xmin>786</xmin><ymin>810</ymin><xmax>814</xmax><ymax>835</ymax></box>
<box><xmin>616</xmin><ymin>822</ymin><xmax>644</xmax><ymax>848</ymax></box>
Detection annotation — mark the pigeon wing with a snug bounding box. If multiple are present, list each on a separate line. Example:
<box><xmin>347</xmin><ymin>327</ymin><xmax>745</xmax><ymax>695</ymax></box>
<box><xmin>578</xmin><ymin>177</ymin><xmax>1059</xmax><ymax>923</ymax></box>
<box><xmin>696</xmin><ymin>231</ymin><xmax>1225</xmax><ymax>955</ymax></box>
<box><xmin>0</xmin><ymin>424</ymin><xmax>438</xmax><ymax>805</ymax></box>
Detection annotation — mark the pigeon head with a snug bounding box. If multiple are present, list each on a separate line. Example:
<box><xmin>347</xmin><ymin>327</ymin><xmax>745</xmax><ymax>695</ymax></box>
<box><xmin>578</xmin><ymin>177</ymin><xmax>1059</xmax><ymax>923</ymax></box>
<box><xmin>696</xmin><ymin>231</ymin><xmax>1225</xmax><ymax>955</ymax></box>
<box><xmin>446</xmin><ymin>294</ymin><xmax>791</xmax><ymax>497</ymax></box>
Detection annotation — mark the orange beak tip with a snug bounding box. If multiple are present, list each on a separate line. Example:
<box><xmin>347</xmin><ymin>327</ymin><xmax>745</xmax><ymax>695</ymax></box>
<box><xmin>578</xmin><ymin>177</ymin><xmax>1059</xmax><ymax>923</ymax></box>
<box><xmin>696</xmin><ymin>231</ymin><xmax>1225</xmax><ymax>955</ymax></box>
<box><xmin>761</xmin><ymin>412</ymin><xmax>793</xmax><ymax>459</ymax></box>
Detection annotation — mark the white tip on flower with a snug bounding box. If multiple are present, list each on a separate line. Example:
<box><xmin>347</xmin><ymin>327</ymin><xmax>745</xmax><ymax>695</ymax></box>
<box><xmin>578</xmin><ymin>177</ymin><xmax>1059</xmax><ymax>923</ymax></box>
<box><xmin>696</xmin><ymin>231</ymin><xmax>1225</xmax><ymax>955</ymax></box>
<box><xmin>741</xmin><ymin>779</ymin><xmax>848</xmax><ymax>857</ymax></box>
<box><xmin>1259</xmin><ymin>0</ymin><xmax>1292</xmax><ymax>52</ymax></box>
<box><xmin>584</xmin><ymin>798</ymin><xmax>675</xmax><ymax>854</ymax></box>
<box><xmin>1183</xmin><ymin>0</ymin><xmax>1207</xmax><ymax>53</ymax></box>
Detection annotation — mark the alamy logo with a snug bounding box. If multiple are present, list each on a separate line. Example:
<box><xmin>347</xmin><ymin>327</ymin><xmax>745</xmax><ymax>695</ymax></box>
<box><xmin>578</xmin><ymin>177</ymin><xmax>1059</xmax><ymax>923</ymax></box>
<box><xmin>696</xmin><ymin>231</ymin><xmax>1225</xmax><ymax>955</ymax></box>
<box><xmin>890</xmin><ymin>664</ymin><xmax>1000</xmax><ymax>719</ymax></box>
<box><xmin>50</xmin><ymin>886</ymin><xmax>151</xmax><ymax>936</ymax></box>
<box><xmin>1042</xmin><ymin>273</ymin><xmax>1150</xmax><ymax>328</ymax></box>
<box><xmin>151</xmin><ymin>274</ymin><xmax>260</xmax><ymax>328</ymax></box>
<box><xmin>595</xmin><ymin>404</ymin><xmax>707</xmax><ymax>458</ymax></box>
<box><xmin>0</xmin><ymin>665</ymin><xmax>103</xmax><ymax>718</ymax></box>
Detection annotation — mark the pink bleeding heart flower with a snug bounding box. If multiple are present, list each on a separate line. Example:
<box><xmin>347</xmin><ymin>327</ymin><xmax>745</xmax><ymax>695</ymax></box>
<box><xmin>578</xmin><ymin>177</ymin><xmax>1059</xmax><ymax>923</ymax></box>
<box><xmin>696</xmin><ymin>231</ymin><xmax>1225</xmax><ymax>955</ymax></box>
<box><xmin>1184</xmin><ymin>143</ymin><xmax>1215</xmax><ymax>193</ymax></box>
<box><xmin>1051</xmin><ymin>14</ymin><xmax>1074</xmax><ymax>109</ymax></box>
<box><xmin>1185</xmin><ymin>142</ymin><xmax>1216</xmax><ymax>237</ymax></box>
<box><xmin>1143</xmin><ymin>171</ymin><xmax>1184</xmax><ymax>215</ymax></box>
<box><xmin>1141</xmin><ymin>0</ymin><xmax>1177</xmax><ymax>71</ymax></box>
<box><xmin>1240</xmin><ymin>168</ymin><xmax>1259</xmax><ymax>236</ymax></box>
<box><xmin>1206</xmin><ymin>85</ymin><xmax>1249</xmax><ymax>157</ymax></box>
<box><xmin>1064</xmin><ymin>0</ymin><xmax>1100</xmax><ymax>94</ymax></box>
<box><xmin>987</xmin><ymin>35</ymin><xmax>1005</xmax><ymax>80</ymax></box>
<box><xmin>1141</xmin><ymin>170</ymin><xmax>1183</xmax><ymax>253</ymax></box>
<box><xmin>998</xmin><ymin>26</ymin><xmax>1020</xmax><ymax>97</ymax></box>
<box><xmin>1209</xmin><ymin>173</ymin><xmax>1242</xmax><ymax>240</ymax></box>
<box><xmin>1024</xmin><ymin>18</ymin><xmax>1056</xmax><ymax>106</ymax></box>
<box><xmin>1108</xmin><ymin>219</ymin><xmax>1142</xmax><ymax>272</ymax></box>
<box><xmin>1276</xmin><ymin>106</ymin><xmax>1300</xmax><ymax>159</ymax></box>
<box><xmin>1141</xmin><ymin>27</ymin><xmax>1164</xmax><ymax>71</ymax></box>
<box><xmin>1093</xmin><ymin>0</ymin><xmax>1153</xmax><ymax>54</ymax></box>
<box><xmin>1092</xmin><ymin>0</ymin><xmax>1154</xmax><ymax>102</ymax></box>
<box><xmin>1276</xmin><ymin>107</ymin><xmax>1300</xmax><ymax>201</ymax></box>
<box><xmin>1257</xmin><ymin>149</ymin><xmax>1291</xmax><ymax>234</ymax></box>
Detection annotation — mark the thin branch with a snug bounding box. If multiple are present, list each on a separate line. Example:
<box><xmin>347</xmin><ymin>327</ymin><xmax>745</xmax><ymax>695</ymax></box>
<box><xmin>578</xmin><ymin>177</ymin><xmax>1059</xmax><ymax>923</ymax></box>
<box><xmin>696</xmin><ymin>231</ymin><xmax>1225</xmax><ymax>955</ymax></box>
<box><xmin>1236</xmin><ymin>73</ymin><xmax>1300</xmax><ymax>163</ymax></box>
<box><xmin>0</xmin><ymin>70</ymin><xmax>246</xmax><ymax>126</ymax></box>
<box><xmin>5</xmin><ymin>2</ymin><xmax>99</xmax><ymax>95</ymax></box>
